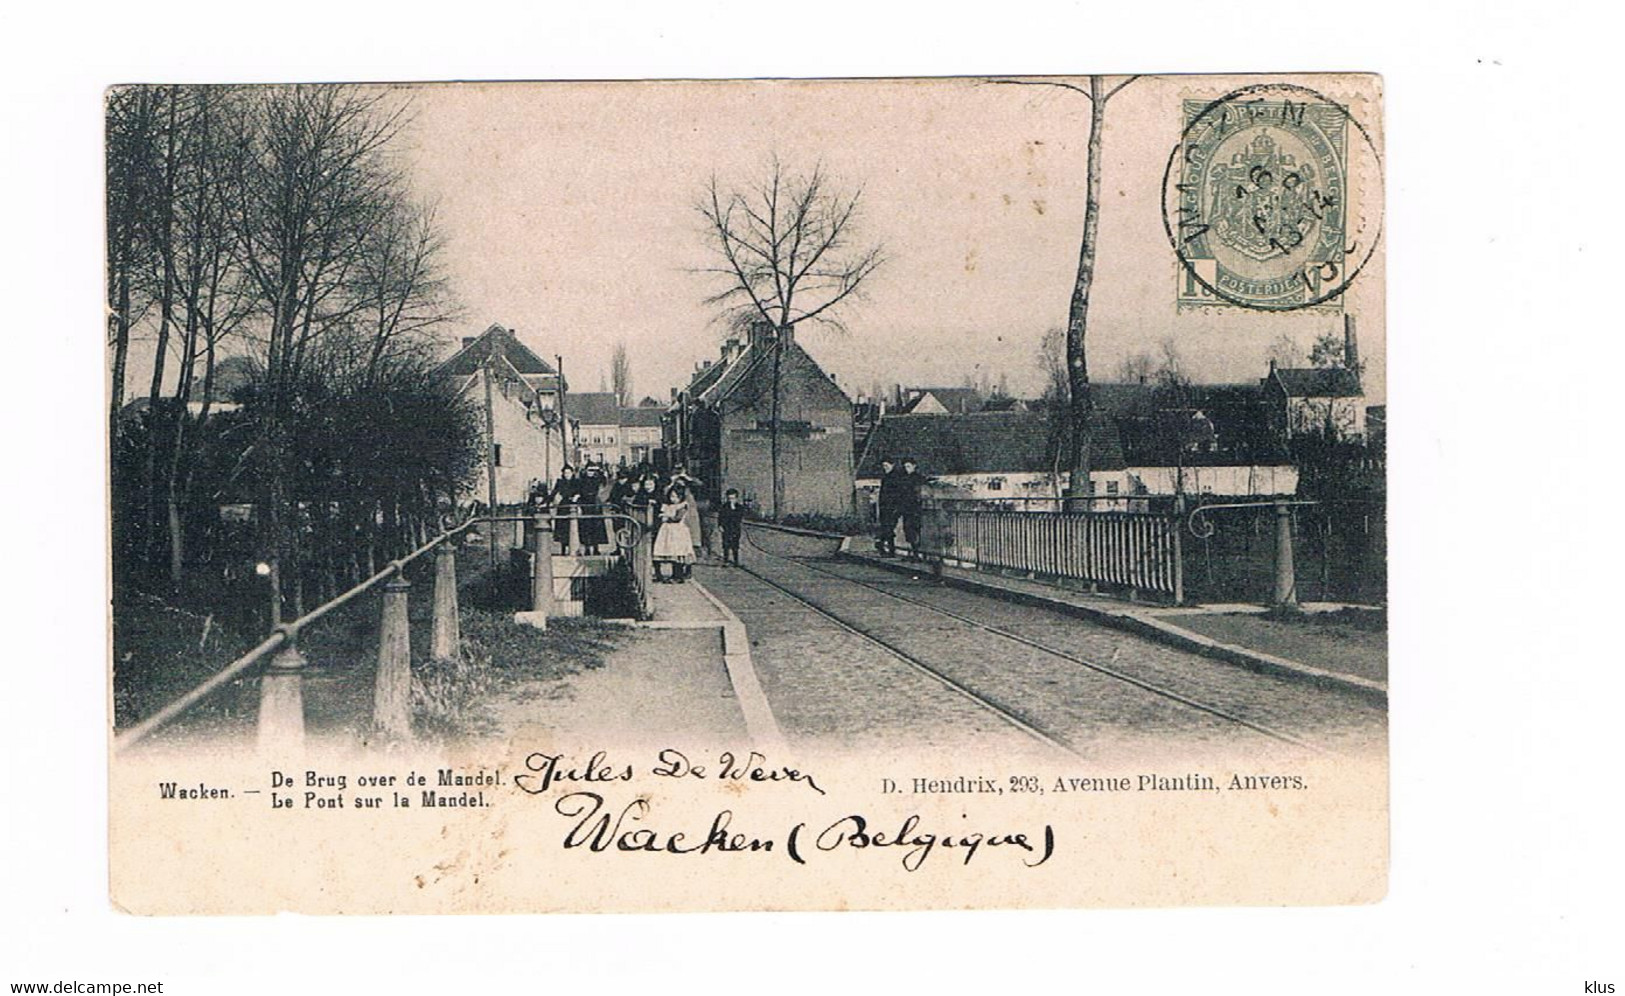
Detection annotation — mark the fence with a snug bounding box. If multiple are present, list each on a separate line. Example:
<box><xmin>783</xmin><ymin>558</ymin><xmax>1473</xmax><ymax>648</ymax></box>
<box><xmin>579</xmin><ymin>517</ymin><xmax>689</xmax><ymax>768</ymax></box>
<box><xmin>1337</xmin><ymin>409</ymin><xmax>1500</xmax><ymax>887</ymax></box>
<box><xmin>1182</xmin><ymin>497</ymin><xmax>1385</xmax><ymax>606</ymax></box>
<box><xmin>115</xmin><ymin>507</ymin><xmax>649</xmax><ymax>755</ymax></box>
<box><xmin>918</xmin><ymin>499</ymin><xmax>1184</xmax><ymax>601</ymax></box>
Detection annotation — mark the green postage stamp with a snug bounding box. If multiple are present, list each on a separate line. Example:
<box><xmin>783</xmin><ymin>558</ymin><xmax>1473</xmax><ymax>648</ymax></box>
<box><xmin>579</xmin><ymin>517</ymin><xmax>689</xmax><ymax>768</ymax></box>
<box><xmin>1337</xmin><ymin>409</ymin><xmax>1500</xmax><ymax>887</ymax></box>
<box><xmin>1167</xmin><ymin>82</ymin><xmax>1381</xmax><ymax>312</ymax></box>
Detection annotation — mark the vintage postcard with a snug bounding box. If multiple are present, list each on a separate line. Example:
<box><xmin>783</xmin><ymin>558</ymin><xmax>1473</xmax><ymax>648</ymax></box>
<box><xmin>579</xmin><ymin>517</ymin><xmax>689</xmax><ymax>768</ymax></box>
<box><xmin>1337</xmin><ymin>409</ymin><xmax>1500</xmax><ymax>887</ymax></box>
<box><xmin>106</xmin><ymin>73</ymin><xmax>1386</xmax><ymax>913</ymax></box>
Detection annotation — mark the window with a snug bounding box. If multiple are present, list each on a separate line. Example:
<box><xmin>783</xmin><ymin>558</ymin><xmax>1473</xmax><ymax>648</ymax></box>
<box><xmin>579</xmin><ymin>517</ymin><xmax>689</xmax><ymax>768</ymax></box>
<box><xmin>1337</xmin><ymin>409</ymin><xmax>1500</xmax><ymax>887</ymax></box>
<box><xmin>494</xmin><ymin>443</ymin><xmax>503</xmax><ymax>467</ymax></box>
<box><xmin>1105</xmin><ymin>480</ymin><xmax>1119</xmax><ymax>495</ymax></box>
<box><xmin>986</xmin><ymin>477</ymin><xmax>1005</xmax><ymax>492</ymax></box>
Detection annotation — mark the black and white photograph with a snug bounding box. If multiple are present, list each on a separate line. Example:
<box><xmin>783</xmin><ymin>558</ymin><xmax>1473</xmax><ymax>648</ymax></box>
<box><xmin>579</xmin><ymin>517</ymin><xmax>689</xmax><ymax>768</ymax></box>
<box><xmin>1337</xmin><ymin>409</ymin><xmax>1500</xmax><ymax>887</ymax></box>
<box><xmin>4</xmin><ymin>5</ymin><xmax>1619</xmax><ymax>987</ymax></box>
<box><xmin>100</xmin><ymin>74</ymin><xmax>1388</xmax><ymax>913</ymax></box>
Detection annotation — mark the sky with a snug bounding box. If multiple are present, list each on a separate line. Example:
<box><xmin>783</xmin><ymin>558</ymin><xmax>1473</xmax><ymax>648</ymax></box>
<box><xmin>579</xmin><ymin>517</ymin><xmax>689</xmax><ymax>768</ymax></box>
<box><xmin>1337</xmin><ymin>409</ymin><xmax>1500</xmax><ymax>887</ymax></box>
<box><xmin>123</xmin><ymin>75</ymin><xmax>1385</xmax><ymax>405</ymax></box>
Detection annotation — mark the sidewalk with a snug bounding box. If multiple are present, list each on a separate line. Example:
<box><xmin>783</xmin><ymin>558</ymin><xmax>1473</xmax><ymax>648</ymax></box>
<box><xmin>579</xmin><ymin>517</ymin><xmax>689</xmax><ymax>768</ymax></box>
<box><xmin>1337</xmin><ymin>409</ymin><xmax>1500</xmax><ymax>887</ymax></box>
<box><xmin>844</xmin><ymin>546</ymin><xmax>1386</xmax><ymax>698</ymax></box>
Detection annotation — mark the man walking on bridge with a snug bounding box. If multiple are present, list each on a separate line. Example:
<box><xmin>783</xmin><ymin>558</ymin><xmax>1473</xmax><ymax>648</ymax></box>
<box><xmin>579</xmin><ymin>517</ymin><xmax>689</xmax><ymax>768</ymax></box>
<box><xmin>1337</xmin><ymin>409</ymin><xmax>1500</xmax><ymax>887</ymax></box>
<box><xmin>897</xmin><ymin>457</ymin><xmax>926</xmax><ymax>559</ymax></box>
<box><xmin>875</xmin><ymin>457</ymin><xmax>900</xmax><ymax>556</ymax></box>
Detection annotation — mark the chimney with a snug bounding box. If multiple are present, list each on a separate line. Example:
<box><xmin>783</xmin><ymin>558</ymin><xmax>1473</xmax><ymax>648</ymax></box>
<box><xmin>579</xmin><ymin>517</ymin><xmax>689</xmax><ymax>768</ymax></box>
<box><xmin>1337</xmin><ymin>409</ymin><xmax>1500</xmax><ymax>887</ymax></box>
<box><xmin>670</xmin><ymin>387</ymin><xmax>679</xmax><ymax>402</ymax></box>
<box><xmin>780</xmin><ymin>325</ymin><xmax>795</xmax><ymax>346</ymax></box>
<box><xmin>1343</xmin><ymin>314</ymin><xmax>1360</xmax><ymax>375</ymax></box>
<box><xmin>748</xmin><ymin>320</ymin><xmax>777</xmax><ymax>347</ymax></box>
<box><xmin>462</xmin><ymin>337</ymin><xmax>475</xmax><ymax>348</ymax></box>
<box><xmin>722</xmin><ymin>337</ymin><xmax>742</xmax><ymax>363</ymax></box>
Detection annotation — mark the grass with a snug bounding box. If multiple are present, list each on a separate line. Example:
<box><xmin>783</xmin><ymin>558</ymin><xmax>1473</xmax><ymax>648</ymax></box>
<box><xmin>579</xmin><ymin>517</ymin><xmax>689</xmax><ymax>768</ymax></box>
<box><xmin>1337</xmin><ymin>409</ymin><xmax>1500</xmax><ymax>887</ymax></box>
<box><xmin>1174</xmin><ymin>608</ymin><xmax>1387</xmax><ymax>682</ymax></box>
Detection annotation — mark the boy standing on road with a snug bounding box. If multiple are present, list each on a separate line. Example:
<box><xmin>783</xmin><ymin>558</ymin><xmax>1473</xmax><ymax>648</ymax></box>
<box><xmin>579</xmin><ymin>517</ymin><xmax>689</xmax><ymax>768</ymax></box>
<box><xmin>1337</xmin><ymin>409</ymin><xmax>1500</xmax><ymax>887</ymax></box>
<box><xmin>717</xmin><ymin>488</ymin><xmax>747</xmax><ymax>566</ymax></box>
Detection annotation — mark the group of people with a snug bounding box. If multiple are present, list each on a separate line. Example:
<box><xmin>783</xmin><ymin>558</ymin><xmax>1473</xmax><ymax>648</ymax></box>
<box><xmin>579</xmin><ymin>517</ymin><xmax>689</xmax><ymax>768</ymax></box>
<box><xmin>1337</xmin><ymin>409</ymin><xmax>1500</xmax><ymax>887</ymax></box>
<box><xmin>527</xmin><ymin>460</ymin><xmax>747</xmax><ymax>584</ymax></box>
<box><xmin>874</xmin><ymin>456</ymin><xmax>926</xmax><ymax>558</ymax></box>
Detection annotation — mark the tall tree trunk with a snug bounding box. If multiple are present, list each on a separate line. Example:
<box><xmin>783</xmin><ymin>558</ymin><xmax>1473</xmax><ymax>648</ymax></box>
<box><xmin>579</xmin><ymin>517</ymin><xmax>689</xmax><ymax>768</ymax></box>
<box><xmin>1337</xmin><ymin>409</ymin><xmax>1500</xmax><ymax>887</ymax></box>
<box><xmin>1063</xmin><ymin>76</ymin><xmax>1107</xmax><ymax>510</ymax></box>
<box><xmin>770</xmin><ymin>336</ymin><xmax>783</xmax><ymax>519</ymax></box>
<box><xmin>142</xmin><ymin>94</ymin><xmax>179</xmax><ymax>567</ymax></box>
<box><xmin>109</xmin><ymin>271</ymin><xmax>132</xmax><ymax>431</ymax></box>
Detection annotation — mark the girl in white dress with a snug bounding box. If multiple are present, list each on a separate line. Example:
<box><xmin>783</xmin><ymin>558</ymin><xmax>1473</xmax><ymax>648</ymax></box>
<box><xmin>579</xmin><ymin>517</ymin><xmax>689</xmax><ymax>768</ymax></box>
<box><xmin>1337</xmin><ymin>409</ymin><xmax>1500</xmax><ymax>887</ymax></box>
<box><xmin>652</xmin><ymin>484</ymin><xmax>697</xmax><ymax>582</ymax></box>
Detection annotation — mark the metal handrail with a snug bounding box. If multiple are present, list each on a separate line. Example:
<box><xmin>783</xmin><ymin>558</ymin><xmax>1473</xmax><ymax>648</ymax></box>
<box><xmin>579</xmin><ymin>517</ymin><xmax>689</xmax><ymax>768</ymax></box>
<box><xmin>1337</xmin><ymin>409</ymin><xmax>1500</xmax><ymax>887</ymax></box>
<box><xmin>1186</xmin><ymin>499</ymin><xmax>1319</xmax><ymax>539</ymax></box>
<box><xmin>114</xmin><ymin>508</ymin><xmax>649</xmax><ymax>753</ymax></box>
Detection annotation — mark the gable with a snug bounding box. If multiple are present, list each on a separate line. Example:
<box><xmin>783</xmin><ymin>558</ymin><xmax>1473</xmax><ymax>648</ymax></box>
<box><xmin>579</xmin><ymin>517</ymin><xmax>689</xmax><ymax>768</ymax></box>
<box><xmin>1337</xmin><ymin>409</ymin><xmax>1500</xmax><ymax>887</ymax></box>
<box><xmin>709</xmin><ymin>339</ymin><xmax>850</xmax><ymax>414</ymax></box>
<box><xmin>437</xmin><ymin>324</ymin><xmax>561</xmax><ymax>384</ymax></box>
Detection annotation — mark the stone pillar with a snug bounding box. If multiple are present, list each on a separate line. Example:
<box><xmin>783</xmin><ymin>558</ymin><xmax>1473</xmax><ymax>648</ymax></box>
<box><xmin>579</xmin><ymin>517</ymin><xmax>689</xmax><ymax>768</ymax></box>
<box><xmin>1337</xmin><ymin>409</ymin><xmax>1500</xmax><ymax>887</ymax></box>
<box><xmin>373</xmin><ymin>576</ymin><xmax>413</xmax><ymax>740</ymax></box>
<box><xmin>632</xmin><ymin>504</ymin><xmax>653</xmax><ymax>619</ymax></box>
<box><xmin>517</xmin><ymin>513</ymin><xmax>553</xmax><ymax>630</ymax></box>
<box><xmin>430</xmin><ymin>543</ymin><xmax>460</xmax><ymax>662</ymax></box>
<box><xmin>1273</xmin><ymin>502</ymin><xmax>1298</xmax><ymax>610</ymax></box>
<box><xmin>257</xmin><ymin>643</ymin><xmax>306</xmax><ymax>755</ymax></box>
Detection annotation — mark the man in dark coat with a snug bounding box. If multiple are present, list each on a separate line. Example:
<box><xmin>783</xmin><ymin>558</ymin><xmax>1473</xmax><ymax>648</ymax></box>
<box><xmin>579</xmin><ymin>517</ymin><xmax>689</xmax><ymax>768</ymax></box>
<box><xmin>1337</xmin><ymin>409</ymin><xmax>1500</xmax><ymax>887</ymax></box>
<box><xmin>875</xmin><ymin>458</ymin><xmax>900</xmax><ymax>555</ymax></box>
<box><xmin>895</xmin><ymin>457</ymin><xmax>926</xmax><ymax>558</ymax></box>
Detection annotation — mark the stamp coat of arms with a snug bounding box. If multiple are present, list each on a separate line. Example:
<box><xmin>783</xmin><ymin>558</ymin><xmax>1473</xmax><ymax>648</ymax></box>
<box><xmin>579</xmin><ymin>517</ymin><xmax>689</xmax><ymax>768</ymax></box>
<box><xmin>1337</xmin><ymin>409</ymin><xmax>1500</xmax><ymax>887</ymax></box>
<box><xmin>1169</xmin><ymin>89</ymin><xmax>1374</xmax><ymax>311</ymax></box>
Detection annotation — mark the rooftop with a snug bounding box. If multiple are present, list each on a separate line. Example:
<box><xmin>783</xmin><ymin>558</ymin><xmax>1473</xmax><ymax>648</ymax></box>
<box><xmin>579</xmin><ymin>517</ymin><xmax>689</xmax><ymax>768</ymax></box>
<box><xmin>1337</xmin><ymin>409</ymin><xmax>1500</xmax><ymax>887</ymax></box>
<box><xmin>857</xmin><ymin>410</ymin><xmax>1125</xmax><ymax>479</ymax></box>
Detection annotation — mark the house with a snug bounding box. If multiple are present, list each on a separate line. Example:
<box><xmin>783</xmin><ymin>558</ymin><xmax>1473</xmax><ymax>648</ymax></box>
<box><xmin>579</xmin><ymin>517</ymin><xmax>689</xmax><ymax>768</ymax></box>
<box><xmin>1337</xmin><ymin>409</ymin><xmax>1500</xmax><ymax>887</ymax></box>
<box><xmin>565</xmin><ymin>392</ymin><xmax>622</xmax><ymax>466</ymax></box>
<box><xmin>1100</xmin><ymin>382</ymin><xmax>1300</xmax><ymax>497</ymax></box>
<box><xmin>897</xmin><ymin>386</ymin><xmax>984</xmax><ymax>415</ymax></box>
<box><xmin>854</xmin><ymin>410</ymin><xmax>1130</xmax><ymax>509</ymax></box>
<box><xmin>671</xmin><ymin>322</ymin><xmax>855</xmax><ymax>517</ymax></box>
<box><xmin>436</xmin><ymin>323</ymin><xmax>569</xmax><ymax>505</ymax></box>
<box><xmin>618</xmin><ymin>406</ymin><xmax>664</xmax><ymax>467</ymax></box>
<box><xmin>1263</xmin><ymin>316</ymin><xmax>1367</xmax><ymax>440</ymax></box>
<box><xmin>855</xmin><ymin>384</ymin><xmax>1299</xmax><ymax>513</ymax></box>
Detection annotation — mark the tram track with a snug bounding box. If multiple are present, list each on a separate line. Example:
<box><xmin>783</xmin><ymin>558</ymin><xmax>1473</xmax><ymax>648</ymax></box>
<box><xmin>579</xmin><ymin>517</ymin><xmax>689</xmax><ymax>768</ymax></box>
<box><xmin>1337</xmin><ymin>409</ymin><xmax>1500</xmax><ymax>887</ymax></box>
<box><xmin>734</xmin><ymin>526</ymin><xmax>1326</xmax><ymax>754</ymax></box>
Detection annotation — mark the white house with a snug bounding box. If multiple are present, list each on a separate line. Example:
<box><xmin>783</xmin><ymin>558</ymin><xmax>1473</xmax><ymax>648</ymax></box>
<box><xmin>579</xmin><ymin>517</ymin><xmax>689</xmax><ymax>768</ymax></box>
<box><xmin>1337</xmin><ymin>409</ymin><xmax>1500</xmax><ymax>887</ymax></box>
<box><xmin>437</xmin><ymin>323</ymin><xmax>569</xmax><ymax>505</ymax></box>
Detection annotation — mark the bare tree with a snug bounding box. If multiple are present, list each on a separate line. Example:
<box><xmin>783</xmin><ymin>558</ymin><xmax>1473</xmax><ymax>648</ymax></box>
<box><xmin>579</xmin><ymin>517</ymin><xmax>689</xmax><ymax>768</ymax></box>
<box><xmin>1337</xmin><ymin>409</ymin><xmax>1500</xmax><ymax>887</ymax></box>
<box><xmin>1036</xmin><ymin>327</ymin><xmax>1071</xmax><ymax>497</ymax></box>
<box><xmin>610</xmin><ymin>340</ymin><xmax>633</xmax><ymax>409</ymax></box>
<box><xmin>1116</xmin><ymin>351</ymin><xmax>1154</xmax><ymax>385</ymax></box>
<box><xmin>106</xmin><ymin>87</ymin><xmax>163</xmax><ymax>428</ymax></box>
<box><xmin>994</xmin><ymin>75</ymin><xmax>1138</xmax><ymax>507</ymax></box>
<box><xmin>697</xmin><ymin>156</ymin><xmax>885</xmax><ymax>516</ymax></box>
<box><xmin>1266</xmin><ymin>331</ymin><xmax>1305</xmax><ymax>370</ymax></box>
<box><xmin>1309</xmin><ymin>330</ymin><xmax>1350</xmax><ymax>371</ymax></box>
<box><xmin>353</xmin><ymin>196</ymin><xmax>461</xmax><ymax>382</ymax></box>
<box><xmin>162</xmin><ymin>86</ymin><xmax>254</xmax><ymax>583</ymax></box>
<box><xmin>231</xmin><ymin>84</ymin><xmax>412</xmax><ymax>622</ymax></box>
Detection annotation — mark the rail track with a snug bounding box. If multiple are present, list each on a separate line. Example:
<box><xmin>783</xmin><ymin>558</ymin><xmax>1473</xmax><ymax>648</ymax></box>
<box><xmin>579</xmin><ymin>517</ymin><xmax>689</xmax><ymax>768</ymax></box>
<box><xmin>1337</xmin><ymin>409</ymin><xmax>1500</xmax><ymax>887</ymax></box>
<box><xmin>734</xmin><ymin>525</ymin><xmax>1340</xmax><ymax>755</ymax></box>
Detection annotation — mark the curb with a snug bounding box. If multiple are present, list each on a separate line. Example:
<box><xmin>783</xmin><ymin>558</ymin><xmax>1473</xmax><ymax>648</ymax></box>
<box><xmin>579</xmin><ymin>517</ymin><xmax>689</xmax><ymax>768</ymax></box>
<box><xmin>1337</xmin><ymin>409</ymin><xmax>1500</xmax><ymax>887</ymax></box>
<box><xmin>689</xmin><ymin>578</ymin><xmax>790</xmax><ymax>754</ymax></box>
<box><xmin>843</xmin><ymin>551</ymin><xmax>1386</xmax><ymax>702</ymax></box>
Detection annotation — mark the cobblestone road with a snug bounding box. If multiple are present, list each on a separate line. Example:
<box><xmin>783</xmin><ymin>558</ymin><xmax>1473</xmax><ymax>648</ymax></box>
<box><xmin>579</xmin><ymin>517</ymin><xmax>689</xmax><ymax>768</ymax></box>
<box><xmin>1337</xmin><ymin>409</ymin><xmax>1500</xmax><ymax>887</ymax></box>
<box><xmin>697</xmin><ymin>527</ymin><xmax>1385</xmax><ymax>762</ymax></box>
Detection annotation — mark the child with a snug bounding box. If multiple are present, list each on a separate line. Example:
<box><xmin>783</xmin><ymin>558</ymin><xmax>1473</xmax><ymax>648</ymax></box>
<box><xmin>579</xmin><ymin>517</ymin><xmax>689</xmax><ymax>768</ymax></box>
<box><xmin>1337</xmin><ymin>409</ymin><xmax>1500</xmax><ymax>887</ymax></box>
<box><xmin>717</xmin><ymin>488</ymin><xmax>746</xmax><ymax>566</ymax></box>
<box><xmin>652</xmin><ymin>484</ymin><xmax>697</xmax><ymax>582</ymax></box>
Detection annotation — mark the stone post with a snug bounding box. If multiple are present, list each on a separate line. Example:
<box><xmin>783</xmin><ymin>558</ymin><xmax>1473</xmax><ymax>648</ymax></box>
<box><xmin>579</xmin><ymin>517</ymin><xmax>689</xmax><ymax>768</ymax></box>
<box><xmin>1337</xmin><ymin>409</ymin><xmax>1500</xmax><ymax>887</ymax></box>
<box><xmin>567</xmin><ymin>503</ymin><xmax>581</xmax><ymax>555</ymax></box>
<box><xmin>1273</xmin><ymin>501</ymin><xmax>1298</xmax><ymax>610</ymax></box>
<box><xmin>1171</xmin><ymin>496</ymin><xmax>1186</xmax><ymax>606</ymax></box>
<box><xmin>632</xmin><ymin>504</ymin><xmax>653</xmax><ymax>619</ymax></box>
<box><xmin>257</xmin><ymin>643</ymin><xmax>305</xmax><ymax>755</ymax></box>
<box><xmin>516</xmin><ymin>512</ymin><xmax>553</xmax><ymax>629</ymax></box>
<box><xmin>430</xmin><ymin>543</ymin><xmax>460</xmax><ymax>662</ymax></box>
<box><xmin>373</xmin><ymin>575</ymin><xmax>413</xmax><ymax>740</ymax></box>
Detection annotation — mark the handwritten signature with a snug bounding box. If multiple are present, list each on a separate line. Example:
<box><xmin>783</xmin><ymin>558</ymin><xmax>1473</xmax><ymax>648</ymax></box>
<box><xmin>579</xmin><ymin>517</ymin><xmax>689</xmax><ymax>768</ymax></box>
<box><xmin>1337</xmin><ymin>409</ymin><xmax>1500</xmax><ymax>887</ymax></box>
<box><xmin>551</xmin><ymin>792</ymin><xmax>1055</xmax><ymax>871</ymax></box>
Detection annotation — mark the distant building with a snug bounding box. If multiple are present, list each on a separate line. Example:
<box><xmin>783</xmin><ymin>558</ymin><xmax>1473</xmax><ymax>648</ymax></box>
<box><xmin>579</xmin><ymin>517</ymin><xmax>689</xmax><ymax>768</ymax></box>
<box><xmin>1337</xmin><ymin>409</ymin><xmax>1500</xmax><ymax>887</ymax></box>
<box><xmin>671</xmin><ymin>322</ymin><xmax>854</xmax><ymax>516</ymax></box>
<box><xmin>1098</xmin><ymin>382</ymin><xmax>1300</xmax><ymax>497</ymax></box>
<box><xmin>1263</xmin><ymin>316</ymin><xmax>1367</xmax><ymax>440</ymax></box>
<box><xmin>437</xmin><ymin>323</ymin><xmax>569</xmax><ymax>505</ymax></box>
<box><xmin>855</xmin><ymin>385</ymin><xmax>1300</xmax><ymax>513</ymax></box>
<box><xmin>855</xmin><ymin>410</ymin><xmax>1129</xmax><ymax>508</ymax></box>
<box><xmin>619</xmin><ymin>406</ymin><xmax>664</xmax><ymax>467</ymax></box>
<box><xmin>897</xmin><ymin>386</ymin><xmax>984</xmax><ymax>415</ymax></box>
<box><xmin>566</xmin><ymin>392</ymin><xmax>622</xmax><ymax>466</ymax></box>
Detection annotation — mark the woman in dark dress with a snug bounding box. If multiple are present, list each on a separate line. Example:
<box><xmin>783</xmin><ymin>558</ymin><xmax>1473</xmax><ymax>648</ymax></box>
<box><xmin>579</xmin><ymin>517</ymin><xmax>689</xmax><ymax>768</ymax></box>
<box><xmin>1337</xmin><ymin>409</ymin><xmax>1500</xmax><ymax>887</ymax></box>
<box><xmin>548</xmin><ymin>465</ymin><xmax>578</xmax><ymax>553</ymax></box>
<box><xmin>577</xmin><ymin>464</ymin><xmax>610</xmax><ymax>554</ymax></box>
